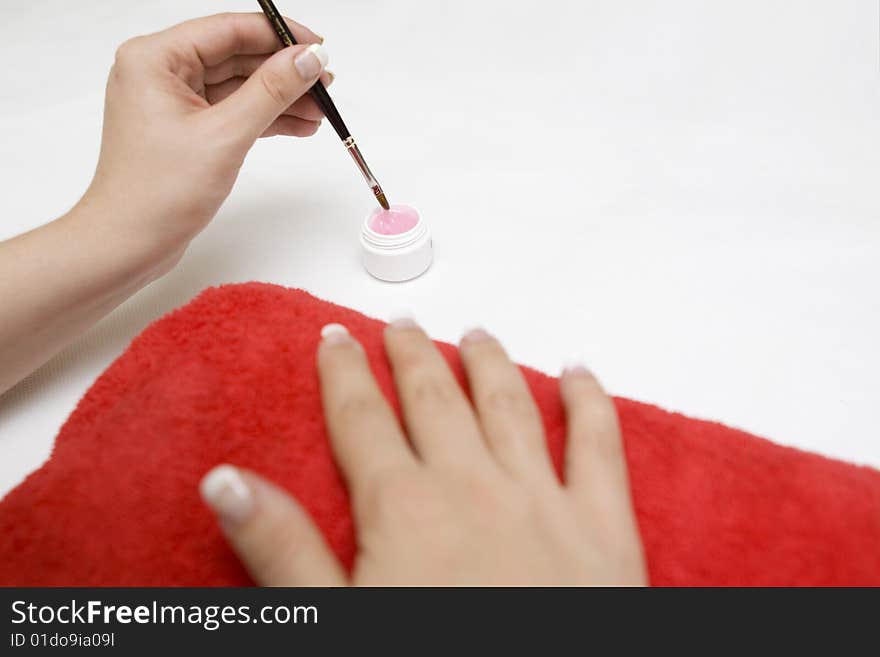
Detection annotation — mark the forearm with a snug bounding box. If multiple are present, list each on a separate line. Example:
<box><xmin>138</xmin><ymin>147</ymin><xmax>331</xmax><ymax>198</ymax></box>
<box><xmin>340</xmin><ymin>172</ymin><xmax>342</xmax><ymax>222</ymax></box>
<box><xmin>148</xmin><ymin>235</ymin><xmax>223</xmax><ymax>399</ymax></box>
<box><xmin>0</xmin><ymin>195</ymin><xmax>179</xmax><ymax>394</ymax></box>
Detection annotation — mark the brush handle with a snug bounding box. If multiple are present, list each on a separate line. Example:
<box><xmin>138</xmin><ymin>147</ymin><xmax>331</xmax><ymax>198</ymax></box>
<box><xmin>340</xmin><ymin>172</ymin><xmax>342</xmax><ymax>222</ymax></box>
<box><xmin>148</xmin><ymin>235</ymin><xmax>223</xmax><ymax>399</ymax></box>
<box><xmin>256</xmin><ymin>0</ymin><xmax>351</xmax><ymax>140</ymax></box>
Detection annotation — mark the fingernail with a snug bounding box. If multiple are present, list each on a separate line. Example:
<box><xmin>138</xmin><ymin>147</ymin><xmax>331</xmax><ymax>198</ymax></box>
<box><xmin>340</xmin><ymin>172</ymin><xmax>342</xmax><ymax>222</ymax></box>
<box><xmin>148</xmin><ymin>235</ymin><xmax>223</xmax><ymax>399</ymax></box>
<box><xmin>324</xmin><ymin>69</ymin><xmax>335</xmax><ymax>85</ymax></box>
<box><xmin>320</xmin><ymin>323</ymin><xmax>351</xmax><ymax>345</ymax></box>
<box><xmin>200</xmin><ymin>465</ymin><xmax>254</xmax><ymax>524</ymax></box>
<box><xmin>294</xmin><ymin>43</ymin><xmax>328</xmax><ymax>80</ymax></box>
<box><xmin>387</xmin><ymin>313</ymin><xmax>419</xmax><ymax>330</ymax></box>
<box><xmin>461</xmin><ymin>327</ymin><xmax>494</xmax><ymax>344</ymax></box>
<box><xmin>562</xmin><ymin>361</ymin><xmax>593</xmax><ymax>378</ymax></box>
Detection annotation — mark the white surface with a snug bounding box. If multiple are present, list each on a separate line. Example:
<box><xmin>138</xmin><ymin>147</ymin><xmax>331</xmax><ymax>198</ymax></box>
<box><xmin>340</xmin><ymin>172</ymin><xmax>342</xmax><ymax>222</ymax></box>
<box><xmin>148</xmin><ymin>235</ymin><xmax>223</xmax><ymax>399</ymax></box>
<box><xmin>1</xmin><ymin>0</ymin><xmax>879</xmax><ymax>497</ymax></box>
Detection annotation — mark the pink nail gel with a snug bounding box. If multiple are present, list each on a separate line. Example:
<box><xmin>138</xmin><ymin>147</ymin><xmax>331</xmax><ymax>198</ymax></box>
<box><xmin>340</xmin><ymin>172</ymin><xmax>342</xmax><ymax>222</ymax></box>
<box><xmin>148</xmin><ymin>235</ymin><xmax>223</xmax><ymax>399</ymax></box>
<box><xmin>361</xmin><ymin>203</ymin><xmax>433</xmax><ymax>282</ymax></box>
<box><xmin>368</xmin><ymin>205</ymin><xmax>420</xmax><ymax>235</ymax></box>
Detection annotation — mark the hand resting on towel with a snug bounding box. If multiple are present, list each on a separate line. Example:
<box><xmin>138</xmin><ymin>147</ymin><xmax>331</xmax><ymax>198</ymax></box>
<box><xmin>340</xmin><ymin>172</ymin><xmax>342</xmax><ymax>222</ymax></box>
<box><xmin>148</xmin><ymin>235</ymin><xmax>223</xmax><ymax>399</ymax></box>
<box><xmin>200</xmin><ymin>319</ymin><xmax>648</xmax><ymax>586</ymax></box>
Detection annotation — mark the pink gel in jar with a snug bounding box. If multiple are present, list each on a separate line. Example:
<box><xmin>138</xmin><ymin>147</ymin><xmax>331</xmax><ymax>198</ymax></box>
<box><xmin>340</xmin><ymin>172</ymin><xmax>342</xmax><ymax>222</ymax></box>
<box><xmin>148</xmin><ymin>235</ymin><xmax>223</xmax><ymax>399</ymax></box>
<box><xmin>368</xmin><ymin>205</ymin><xmax>420</xmax><ymax>235</ymax></box>
<box><xmin>360</xmin><ymin>203</ymin><xmax>432</xmax><ymax>282</ymax></box>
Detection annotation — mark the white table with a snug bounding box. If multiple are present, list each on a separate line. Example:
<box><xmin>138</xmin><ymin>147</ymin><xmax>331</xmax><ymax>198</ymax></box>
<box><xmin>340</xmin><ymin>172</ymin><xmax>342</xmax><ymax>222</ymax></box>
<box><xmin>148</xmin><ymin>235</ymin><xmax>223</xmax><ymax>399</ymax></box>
<box><xmin>1</xmin><ymin>0</ymin><xmax>878</xmax><ymax>496</ymax></box>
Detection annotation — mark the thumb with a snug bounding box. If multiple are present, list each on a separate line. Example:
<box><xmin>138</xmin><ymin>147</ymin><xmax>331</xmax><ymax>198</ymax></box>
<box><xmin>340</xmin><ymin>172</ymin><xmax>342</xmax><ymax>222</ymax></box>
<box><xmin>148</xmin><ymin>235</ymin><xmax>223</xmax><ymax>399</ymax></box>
<box><xmin>200</xmin><ymin>464</ymin><xmax>347</xmax><ymax>586</ymax></box>
<box><xmin>214</xmin><ymin>43</ymin><xmax>328</xmax><ymax>144</ymax></box>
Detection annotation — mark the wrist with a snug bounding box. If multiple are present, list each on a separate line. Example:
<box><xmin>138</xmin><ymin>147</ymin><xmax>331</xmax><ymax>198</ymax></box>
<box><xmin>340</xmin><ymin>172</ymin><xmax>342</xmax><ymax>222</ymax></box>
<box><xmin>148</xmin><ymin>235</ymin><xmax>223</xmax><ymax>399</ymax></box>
<box><xmin>68</xmin><ymin>189</ymin><xmax>189</xmax><ymax>287</ymax></box>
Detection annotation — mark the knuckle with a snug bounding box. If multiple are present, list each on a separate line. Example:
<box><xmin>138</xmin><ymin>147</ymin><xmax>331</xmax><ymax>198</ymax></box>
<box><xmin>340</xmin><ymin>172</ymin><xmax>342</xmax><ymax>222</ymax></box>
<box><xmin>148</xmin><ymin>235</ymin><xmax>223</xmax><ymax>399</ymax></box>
<box><xmin>287</xmin><ymin>119</ymin><xmax>316</xmax><ymax>138</ymax></box>
<box><xmin>362</xmin><ymin>470</ymin><xmax>425</xmax><ymax>522</ymax></box>
<box><xmin>233</xmin><ymin>57</ymin><xmax>254</xmax><ymax>78</ymax></box>
<box><xmin>409</xmin><ymin>375</ymin><xmax>459</xmax><ymax>407</ymax></box>
<box><xmin>383</xmin><ymin>334</ymin><xmax>419</xmax><ymax>365</ymax></box>
<box><xmin>457</xmin><ymin>469</ymin><xmax>517</xmax><ymax>516</ymax></box>
<box><xmin>209</xmin><ymin>12</ymin><xmax>240</xmax><ymax>31</ymax></box>
<box><xmin>481</xmin><ymin>387</ymin><xmax>529</xmax><ymax>415</ymax></box>
<box><xmin>218</xmin><ymin>13</ymin><xmax>245</xmax><ymax>52</ymax></box>
<box><xmin>593</xmin><ymin>425</ymin><xmax>625</xmax><ymax>463</ymax></box>
<box><xmin>333</xmin><ymin>394</ymin><xmax>384</xmax><ymax>427</ymax></box>
<box><xmin>113</xmin><ymin>37</ymin><xmax>144</xmax><ymax>66</ymax></box>
<box><xmin>258</xmin><ymin>67</ymin><xmax>291</xmax><ymax>106</ymax></box>
<box><xmin>247</xmin><ymin>525</ymin><xmax>308</xmax><ymax>585</ymax></box>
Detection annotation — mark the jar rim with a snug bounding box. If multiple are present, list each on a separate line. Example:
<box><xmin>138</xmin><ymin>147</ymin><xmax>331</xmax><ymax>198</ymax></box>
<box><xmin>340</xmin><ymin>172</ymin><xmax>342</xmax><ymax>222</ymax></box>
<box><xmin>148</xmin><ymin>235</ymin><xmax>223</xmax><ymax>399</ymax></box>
<box><xmin>361</xmin><ymin>207</ymin><xmax>427</xmax><ymax>250</ymax></box>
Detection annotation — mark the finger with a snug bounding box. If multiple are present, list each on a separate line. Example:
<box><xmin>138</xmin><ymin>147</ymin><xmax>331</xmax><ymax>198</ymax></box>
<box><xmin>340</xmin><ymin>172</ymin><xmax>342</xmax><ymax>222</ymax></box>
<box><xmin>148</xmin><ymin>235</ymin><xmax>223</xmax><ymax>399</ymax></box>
<box><xmin>383</xmin><ymin>318</ymin><xmax>489</xmax><ymax>467</ymax></box>
<box><xmin>204</xmin><ymin>50</ymin><xmax>334</xmax><ymax>88</ymax></box>
<box><xmin>458</xmin><ymin>329</ymin><xmax>556</xmax><ymax>482</ymax></box>
<box><xmin>206</xmin><ymin>77</ymin><xmax>326</xmax><ymax>121</ymax></box>
<box><xmin>317</xmin><ymin>324</ymin><xmax>417</xmax><ymax>495</ymax></box>
<box><xmin>261</xmin><ymin>116</ymin><xmax>321</xmax><ymax>138</ymax></box>
<box><xmin>209</xmin><ymin>43</ymin><xmax>328</xmax><ymax>144</ymax></box>
<box><xmin>204</xmin><ymin>54</ymin><xmax>272</xmax><ymax>85</ymax></box>
<box><xmin>200</xmin><ymin>465</ymin><xmax>346</xmax><ymax>586</ymax></box>
<box><xmin>561</xmin><ymin>365</ymin><xmax>634</xmax><ymax>508</ymax></box>
<box><xmin>167</xmin><ymin>12</ymin><xmax>322</xmax><ymax>67</ymax></box>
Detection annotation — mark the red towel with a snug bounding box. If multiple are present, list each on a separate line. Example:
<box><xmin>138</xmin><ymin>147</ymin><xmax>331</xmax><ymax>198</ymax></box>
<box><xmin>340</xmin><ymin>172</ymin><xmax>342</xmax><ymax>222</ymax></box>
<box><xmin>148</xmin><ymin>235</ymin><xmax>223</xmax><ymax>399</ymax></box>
<box><xmin>0</xmin><ymin>282</ymin><xmax>878</xmax><ymax>586</ymax></box>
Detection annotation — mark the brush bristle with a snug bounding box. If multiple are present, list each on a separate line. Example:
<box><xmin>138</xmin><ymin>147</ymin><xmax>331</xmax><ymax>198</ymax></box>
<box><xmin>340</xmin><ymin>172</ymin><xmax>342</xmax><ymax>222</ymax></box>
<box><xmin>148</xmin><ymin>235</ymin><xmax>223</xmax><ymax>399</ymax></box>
<box><xmin>376</xmin><ymin>191</ymin><xmax>390</xmax><ymax>211</ymax></box>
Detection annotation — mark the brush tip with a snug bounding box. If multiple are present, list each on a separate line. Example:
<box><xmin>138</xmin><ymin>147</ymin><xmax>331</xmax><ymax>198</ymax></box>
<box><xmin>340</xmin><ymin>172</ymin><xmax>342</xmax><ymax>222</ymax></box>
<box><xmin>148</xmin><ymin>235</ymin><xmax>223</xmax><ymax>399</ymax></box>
<box><xmin>376</xmin><ymin>191</ymin><xmax>390</xmax><ymax>211</ymax></box>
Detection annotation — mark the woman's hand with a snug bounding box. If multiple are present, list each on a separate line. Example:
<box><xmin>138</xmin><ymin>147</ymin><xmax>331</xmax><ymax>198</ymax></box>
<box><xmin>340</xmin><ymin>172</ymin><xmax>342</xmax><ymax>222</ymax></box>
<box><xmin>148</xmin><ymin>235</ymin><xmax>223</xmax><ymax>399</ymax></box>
<box><xmin>84</xmin><ymin>12</ymin><xmax>330</xmax><ymax>257</ymax></box>
<box><xmin>0</xmin><ymin>13</ymin><xmax>330</xmax><ymax>393</ymax></box>
<box><xmin>200</xmin><ymin>320</ymin><xmax>647</xmax><ymax>586</ymax></box>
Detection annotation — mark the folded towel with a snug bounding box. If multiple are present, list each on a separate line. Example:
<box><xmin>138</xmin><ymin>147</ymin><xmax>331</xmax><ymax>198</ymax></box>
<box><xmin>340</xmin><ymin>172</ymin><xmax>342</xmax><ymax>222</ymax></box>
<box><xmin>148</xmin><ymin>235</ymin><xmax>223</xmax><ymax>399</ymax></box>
<box><xmin>0</xmin><ymin>282</ymin><xmax>878</xmax><ymax>585</ymax></box>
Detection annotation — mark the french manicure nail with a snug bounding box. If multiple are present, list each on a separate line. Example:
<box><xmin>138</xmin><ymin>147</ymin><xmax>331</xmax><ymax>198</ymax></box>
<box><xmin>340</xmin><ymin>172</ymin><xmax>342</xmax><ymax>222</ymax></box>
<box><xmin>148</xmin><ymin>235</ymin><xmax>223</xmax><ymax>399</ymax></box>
<box><xmin>324</xmin><ymin>69</ymin><xmax>335</xmax><ymax>85</ymax></box>
<box><xmin>563</xmin><ymin>361</ymin><xmax>593</xmax><ymax>378</ymax></box>
<box><xmin>200</xmin><ymin>465</ymin><xmax>254</xmax><ymax>524</ymax></box>
<box><xmin>461</xmin><ymin>327</ymin><xmax>493</xmax><ymax>344</ymax></box>
<box><xmin>308</xmin><ymin>43</ymin><xmax>329</xmax><ymax>68</ymax></box>
<box><xmin>320</xmin><ymin>323</ymin><xmax>351</xmax><ymax>345</ymax></box>
<box><xmin>294</xmin><ymin>43</ymin><xmax>328</xmax><ymax>80</ymax></box>
<box><xmin>388</xmin><ymin>312</ymin><xmax>418</xmax><ymax>330</ymax></box>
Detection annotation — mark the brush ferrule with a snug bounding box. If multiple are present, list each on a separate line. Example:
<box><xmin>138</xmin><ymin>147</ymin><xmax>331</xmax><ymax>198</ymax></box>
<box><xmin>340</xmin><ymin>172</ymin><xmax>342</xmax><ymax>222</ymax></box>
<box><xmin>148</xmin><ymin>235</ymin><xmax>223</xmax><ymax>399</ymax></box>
<box><xmin>344</xmin><ymin>138</ymin><xmax>378</xmax><ymax>187</ymax></box>
<box><xmin>344</xmin><ymin>137</ymin><xmax>390</xmax><ymax>210</ymax></box>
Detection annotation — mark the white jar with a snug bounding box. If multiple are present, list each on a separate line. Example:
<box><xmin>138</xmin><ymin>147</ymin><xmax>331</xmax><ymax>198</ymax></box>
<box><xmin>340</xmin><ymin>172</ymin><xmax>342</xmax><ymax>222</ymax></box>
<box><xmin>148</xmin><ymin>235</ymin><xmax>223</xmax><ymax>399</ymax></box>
<box><xmin>360</xmin><ymin>205</ymin><xmax>433</xmax><ymax>282</ymax></box>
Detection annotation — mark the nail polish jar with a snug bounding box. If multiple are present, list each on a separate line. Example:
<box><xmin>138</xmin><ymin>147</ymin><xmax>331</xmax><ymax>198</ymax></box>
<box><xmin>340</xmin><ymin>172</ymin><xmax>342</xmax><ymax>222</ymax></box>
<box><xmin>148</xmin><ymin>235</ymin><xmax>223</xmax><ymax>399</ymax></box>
<box><xmin>360</xmin><ymin>205</ymin><xmax>433</xmax><ymax>282</ymax></box>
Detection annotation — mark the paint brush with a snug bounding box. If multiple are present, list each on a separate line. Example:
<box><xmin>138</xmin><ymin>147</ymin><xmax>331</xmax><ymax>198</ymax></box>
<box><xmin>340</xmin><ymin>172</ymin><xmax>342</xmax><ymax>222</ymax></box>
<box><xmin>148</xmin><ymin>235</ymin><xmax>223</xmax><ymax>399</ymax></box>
<box><xmin>256</xmin><ymin>0</ymin><xmax>391</xmax><ymax>211</ymax></box>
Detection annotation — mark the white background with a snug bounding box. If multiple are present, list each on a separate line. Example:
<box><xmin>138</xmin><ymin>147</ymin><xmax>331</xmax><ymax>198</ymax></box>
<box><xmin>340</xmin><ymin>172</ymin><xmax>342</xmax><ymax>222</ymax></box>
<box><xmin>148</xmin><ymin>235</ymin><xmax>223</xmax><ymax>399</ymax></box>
<box><xmin>1</xmin><ymin>0</ymin><xmax>878</xmax><ymax>496</ymax></box>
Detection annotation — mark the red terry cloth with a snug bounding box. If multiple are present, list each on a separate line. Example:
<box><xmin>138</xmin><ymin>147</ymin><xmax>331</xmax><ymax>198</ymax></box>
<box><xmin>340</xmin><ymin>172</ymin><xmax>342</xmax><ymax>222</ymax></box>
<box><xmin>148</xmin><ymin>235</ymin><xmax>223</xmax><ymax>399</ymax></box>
<box><xmin>0</xmin><ymin>283</ymin><xmax>878</xmax><ymax>586</ymax></box>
